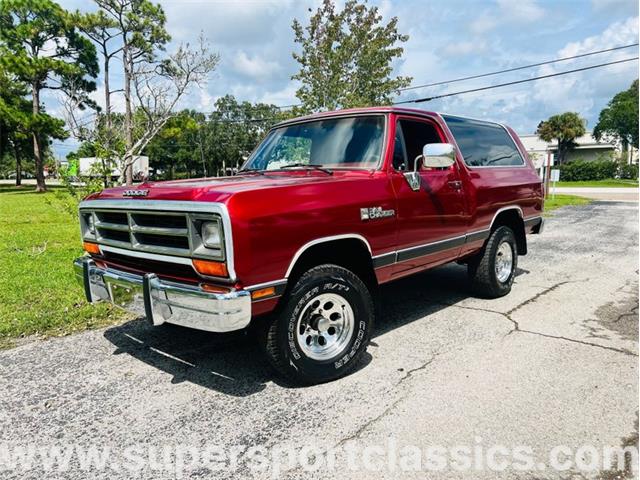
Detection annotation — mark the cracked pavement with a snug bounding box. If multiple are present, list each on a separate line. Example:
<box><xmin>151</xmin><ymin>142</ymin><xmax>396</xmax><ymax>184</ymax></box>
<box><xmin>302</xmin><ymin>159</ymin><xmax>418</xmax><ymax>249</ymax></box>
<box><xmin>0</xmin><ymin>201</ymin><xmax>638</xmax><ymax>479</ymax></box>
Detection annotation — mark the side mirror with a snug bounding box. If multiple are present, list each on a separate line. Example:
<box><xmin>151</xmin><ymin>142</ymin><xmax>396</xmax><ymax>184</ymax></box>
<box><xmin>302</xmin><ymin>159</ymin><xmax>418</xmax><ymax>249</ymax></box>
<box><xmin>422</xmin><ymin>143</ymin><xmax>456</xmax><ymax>168</ymax></box>
<box><xmin>403</xmin><ymin>143</ymin><xmax>456</xmax><ymax>191</ymax></box>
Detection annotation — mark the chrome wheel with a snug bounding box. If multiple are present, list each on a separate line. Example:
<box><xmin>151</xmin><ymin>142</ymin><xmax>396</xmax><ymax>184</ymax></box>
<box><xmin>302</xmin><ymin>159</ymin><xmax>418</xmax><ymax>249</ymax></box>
<box><xmin>495</xmin><ymin>241</ymin><xmax>514</xmax><ymax>283</ymax></box>
<box><xmin>296</xmin><ymin>293</ymin><xmax>355</xmax><ymax>361</ymax></box>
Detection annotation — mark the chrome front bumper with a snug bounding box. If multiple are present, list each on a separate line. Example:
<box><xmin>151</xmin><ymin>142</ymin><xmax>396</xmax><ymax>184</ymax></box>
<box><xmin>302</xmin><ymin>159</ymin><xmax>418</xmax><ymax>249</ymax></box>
<box><xmin>73</xmin><ymin>257</ymin><xmax>251</xmax><ymax>332</ymax></box>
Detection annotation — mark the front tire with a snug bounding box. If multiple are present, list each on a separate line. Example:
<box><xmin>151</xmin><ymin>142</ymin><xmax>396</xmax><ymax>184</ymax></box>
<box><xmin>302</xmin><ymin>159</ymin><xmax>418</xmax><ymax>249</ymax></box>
<box><xmin>260</xmin><ymin>264</ymin><xmax>374</xmax><ymax>385</ymax></box>
<box><xmin>468</xmin><ymin>226</ymin><xmax>518</xmax><ymax>298</ymax></box>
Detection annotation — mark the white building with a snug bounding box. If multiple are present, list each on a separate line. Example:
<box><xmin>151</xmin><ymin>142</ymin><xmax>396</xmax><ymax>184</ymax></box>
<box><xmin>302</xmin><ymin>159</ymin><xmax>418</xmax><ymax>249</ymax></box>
<box><xmin>519</xmin><ymin>132</ymin><xmax>637</xmax><ymax>168</ymax></box>
<box><xmin>79</xmin><ymin>156</ymin><xmax>149</xmax><ymax>179</ymax></box>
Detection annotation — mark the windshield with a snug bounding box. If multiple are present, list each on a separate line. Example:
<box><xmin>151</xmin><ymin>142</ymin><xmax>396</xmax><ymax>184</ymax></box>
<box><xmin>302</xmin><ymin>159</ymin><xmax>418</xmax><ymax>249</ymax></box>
<box><xmin>243</xmin><ymin>115</ymin><xmax>385</xmax><ymax>171</ymax></box>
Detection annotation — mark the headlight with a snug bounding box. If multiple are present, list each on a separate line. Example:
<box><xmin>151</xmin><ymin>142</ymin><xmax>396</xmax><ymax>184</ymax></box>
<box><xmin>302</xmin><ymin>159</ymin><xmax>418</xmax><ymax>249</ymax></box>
<box><xmin>201</xmin><ymin>221</ymin><xmax>222</xmax><ymax>249</ymax></box>
<box><xmin>82</xmin><ymin>212</ymin><xmax>95</xmax><ymax>235</ymax></box>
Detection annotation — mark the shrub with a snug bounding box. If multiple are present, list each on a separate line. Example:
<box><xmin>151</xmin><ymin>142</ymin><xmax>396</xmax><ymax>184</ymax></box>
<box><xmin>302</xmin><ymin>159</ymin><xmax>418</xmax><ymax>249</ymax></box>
<box><xmin>558</xmin><ymin>159</ymin><xmax>618</xmax><ymax>181</ymax></box>
<box><xmin>619</xmin><ymin>163</ymin><xmax>639</xmax><ymax>180</ymax></box>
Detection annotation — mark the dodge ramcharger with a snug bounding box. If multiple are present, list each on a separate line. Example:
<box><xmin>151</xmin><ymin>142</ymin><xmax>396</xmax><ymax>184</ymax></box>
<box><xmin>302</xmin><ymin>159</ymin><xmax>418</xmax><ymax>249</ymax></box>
<box><xmin>74</xmin><ymin>107</ymin><xmax>544</xmax><ymax>384</ymax></box>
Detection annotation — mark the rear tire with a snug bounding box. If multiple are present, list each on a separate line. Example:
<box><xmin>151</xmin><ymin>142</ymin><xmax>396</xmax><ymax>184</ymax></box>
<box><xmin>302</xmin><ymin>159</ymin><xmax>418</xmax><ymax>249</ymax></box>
<box><xmin>258</xmin><ymin>264</ymin><xmax>374</xmax><ymax>385</ymax></box>
<box><xmin>468</xmin><ymin>226</ymin><xmax>517</xmax><ymax>298</ymax></box>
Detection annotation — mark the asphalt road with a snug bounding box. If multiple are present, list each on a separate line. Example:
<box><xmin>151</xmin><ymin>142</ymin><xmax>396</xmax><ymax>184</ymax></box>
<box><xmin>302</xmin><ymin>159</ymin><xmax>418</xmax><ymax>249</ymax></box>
<box><xmin>1</xmin><ymin>202</ymin><xmax>638</xmax><ymax>479</ymax></box>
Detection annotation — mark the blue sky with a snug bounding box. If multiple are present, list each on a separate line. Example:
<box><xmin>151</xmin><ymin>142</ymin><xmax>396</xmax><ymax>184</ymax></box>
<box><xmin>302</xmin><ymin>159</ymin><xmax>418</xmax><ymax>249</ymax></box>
<box><xmin>52</xmin><ymin>0</ymin><xmax>639</xmax><ymax>158</ymax></box>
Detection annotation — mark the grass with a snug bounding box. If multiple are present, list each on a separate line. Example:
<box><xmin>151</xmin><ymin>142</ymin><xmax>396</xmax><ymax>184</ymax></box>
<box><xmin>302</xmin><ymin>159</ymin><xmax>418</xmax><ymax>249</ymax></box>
<box><xmin>555</xmin><ymin>179</ymin><xmax>638</xmax><ymax>188</ymax></box>
<box><xmin>0</xmin><ymin>185</ymin><xmax>128</xmax><ymax>348</ymax></box>
<box><xmin>544</xmin><ymin>194</ymin><xmax>591</xmax><ymax>213</ymax></box>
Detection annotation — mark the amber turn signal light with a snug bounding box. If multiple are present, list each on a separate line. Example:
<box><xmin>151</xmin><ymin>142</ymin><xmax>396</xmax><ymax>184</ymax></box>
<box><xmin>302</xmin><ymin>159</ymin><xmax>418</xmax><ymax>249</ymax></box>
<box><xmin>83</xmin><ymin>242</ymin><xmax>101</xmax><ymax>254</ymax></box>
<box><xmin>251</xmin><ymin>286</ymin><xmax>276</xmax><ymax>300</ymax></box>
<box><xmin>200</xmin><ymin>283</ymin><xmax>231</xmax><ymax>294</ymax></box>
<box><xmin>192</xmin><ymin>259</ymin><xmax>228</xmax><ymax>277</ymax></box>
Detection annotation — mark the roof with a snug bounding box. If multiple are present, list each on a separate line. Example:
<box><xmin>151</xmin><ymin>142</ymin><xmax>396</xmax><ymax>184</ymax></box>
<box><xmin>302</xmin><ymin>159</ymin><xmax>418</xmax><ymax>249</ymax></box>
<box><xmin>272</xmin><ymin>106</ymin><xmax>506</xmax><ymax>129</ymax></box>
<box><xmin>519</xmin><ymin>132</ymin><xmax>616</xmax><ymax>152</ymax></box>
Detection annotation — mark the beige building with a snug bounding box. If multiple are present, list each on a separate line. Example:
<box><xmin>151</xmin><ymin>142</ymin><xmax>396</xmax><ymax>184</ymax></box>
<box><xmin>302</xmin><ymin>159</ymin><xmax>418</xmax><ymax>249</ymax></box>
<box><xmin>519</xmin><ymin>132</ymin><xmax>619</xmax><ymax>169</ymax></box>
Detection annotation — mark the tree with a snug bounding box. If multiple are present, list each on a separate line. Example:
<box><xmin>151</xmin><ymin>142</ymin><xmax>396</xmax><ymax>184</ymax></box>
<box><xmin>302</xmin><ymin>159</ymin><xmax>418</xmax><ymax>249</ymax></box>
<box><xmin>536</xmin><ymin>112</ymin><xmax>586</xmax><ymax>165</ymax></box>
<box><xmin>203</xmin><ymin>95</ymin><xmax>282</xmax><ymax>175</ymax></box>
<box><xmin>145</xmin><ymin>109</ymin><xmax>203</xmax><ymax>179</ymax></box>
<box><xmin>0</xmin><ymin>0</ymin><xmax>98</xmax><ymax>192</ymax></box>
<box><xmin>94</xmin><ymin>0</ymin><xmax>170</xmax><ymax>184</ymax></box>
<box><xmin>0</xmin><ymin>65</ymin><xmax>33</xmax><ymax>185</ymax></box>
<box><xmin>144</xmin><ymin>98</ymin><xmax>282</xmax><ymax>180</ymax></box>
<box><xmin>593</xmin><ymin>79</ymin><xmax>639</xmax><ymax>153</ymax></box>
<box><xmin>65</xmin><ymin>1</ymin><xmax>218</xmax><ymax>185</ymax></box>
<box><xmin>291</xmin><ymin>0</ymin><xmax>411</xmax><ymax>112</ymax></box>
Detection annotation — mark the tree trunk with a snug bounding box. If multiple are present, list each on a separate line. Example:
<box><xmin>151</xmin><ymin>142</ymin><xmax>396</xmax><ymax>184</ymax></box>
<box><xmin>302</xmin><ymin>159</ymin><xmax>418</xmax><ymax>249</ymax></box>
<box><xmin>123</xmin><ymin>45</ymin><xmax>134</xmax><ymax>186</ymax></box>
<box><xmin>15</xmin><ymin>149</ymin><xmax>22</xmax><ymax>187</ymax></box>
<box><xmin>102</xmin><ymin>49</ymin><xmax>112</xmax><ymax>189</ymax></box>
<box><xmin>103</xmin><ymin>49</ymin><xmax>112</xmax><ymax>128</ymax></box>
<box><xmin>31</xmin><ymin>83</ymin><xmax>46</xmax><ymax>193</ymax></box>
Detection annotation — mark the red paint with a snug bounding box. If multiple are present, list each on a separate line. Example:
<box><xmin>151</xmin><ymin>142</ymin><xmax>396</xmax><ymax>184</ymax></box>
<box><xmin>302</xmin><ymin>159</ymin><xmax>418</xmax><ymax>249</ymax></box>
<box><xmin>87</xmin><ymin>107</ymin><xmax>543</xmax><ymax>317</ymax></box>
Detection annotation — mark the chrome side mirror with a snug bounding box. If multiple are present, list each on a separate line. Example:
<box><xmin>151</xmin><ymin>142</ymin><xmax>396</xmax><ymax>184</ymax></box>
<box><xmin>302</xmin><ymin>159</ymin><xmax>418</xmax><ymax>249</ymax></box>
<box><xmin>402</xmin><ymin>143</ymin><xmax>456</xmax><ymax>191</ymax></box>
<box><xmin>422</xmin><ymin>143</ymin><xmax>456</xmax><ymax>168</ymax></box>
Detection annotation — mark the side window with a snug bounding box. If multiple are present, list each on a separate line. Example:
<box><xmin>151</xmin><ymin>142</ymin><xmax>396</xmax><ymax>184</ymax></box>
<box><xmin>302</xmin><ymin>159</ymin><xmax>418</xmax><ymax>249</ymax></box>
<box><xmin>443</xmin><ymin>115</ymin><xmax>525</xmax><ymax>167</ymax></box>
<box><xmin>397</xmin><ymin>119</ymin><xmax>442</xmax><ymax>170</ymax></box>
<box><xmin>392</xmin><ymin>123</ymin><xmax>407</xmax><ymax>170</ymax></box>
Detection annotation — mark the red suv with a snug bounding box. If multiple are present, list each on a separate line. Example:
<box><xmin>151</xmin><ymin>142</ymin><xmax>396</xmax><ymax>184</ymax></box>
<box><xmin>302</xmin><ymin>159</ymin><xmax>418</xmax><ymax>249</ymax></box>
<box><xmin>74</xmin><ymin>107</ymin><xmax>544</xmax><ymax>384</ymax></box>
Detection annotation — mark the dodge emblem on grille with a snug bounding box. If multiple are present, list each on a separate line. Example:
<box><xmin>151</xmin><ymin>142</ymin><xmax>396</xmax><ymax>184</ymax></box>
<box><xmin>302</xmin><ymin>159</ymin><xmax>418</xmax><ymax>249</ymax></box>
<box><xmin>122</xmin><ymin>189</ymin><xmax>149</xmax><ymax>197</ymax></box>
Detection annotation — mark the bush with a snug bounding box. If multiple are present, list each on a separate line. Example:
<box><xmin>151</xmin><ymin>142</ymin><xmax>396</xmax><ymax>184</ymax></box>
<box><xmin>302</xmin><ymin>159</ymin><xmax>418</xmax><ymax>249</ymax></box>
<box><xmin>619</xmin><ymin>163</ymin><xmax>639</xmax><ymax>180</ymax></box>
<box><xmin>558</xmin><ymin>159</ymin><xmax>618</xmax><ymax>181</ymax></box>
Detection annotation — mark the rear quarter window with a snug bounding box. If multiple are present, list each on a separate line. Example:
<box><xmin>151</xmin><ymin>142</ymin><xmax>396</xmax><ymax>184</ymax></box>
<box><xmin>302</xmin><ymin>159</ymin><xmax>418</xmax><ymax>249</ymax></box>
<box><xmin>443</xmin><ymin>115</ymin><xmax>525</xmax><ymax>167</ymax></box>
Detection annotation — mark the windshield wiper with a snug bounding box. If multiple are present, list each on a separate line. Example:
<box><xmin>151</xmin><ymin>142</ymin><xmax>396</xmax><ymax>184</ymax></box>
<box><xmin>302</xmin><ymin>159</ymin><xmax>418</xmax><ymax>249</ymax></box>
<box><xmin>277</xmin><ymin>163</ymin><xmax>333</xmax><ymax>175</ymax></box>
<box><xmin>237</xmin><ymin>167</ymin><xmax>265</xmax><ymax>175</ymax></box>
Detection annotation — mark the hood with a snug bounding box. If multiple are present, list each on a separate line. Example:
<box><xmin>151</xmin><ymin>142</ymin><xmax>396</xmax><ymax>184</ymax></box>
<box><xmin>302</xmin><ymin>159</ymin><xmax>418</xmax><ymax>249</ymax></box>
<box><xmin>86</xmin><ymin>170</ymin><xmax>371</xmax><ymax>203</ymax></box>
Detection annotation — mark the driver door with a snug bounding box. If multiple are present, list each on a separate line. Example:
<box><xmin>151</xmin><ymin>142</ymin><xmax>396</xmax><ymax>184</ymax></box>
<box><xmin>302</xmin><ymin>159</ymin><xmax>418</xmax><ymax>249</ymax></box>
<box><xmin>390</xmin><ymin>117</ymin><xmax>467</xmax><ymax>276</ymax></box>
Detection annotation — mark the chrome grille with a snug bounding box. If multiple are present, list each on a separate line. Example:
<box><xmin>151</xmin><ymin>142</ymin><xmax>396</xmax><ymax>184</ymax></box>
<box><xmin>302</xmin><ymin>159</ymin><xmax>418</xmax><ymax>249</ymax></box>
<box><xmin>79</xmin><ymin>208</ymin><xmax>224</xmax><ymax>260</ymax></box>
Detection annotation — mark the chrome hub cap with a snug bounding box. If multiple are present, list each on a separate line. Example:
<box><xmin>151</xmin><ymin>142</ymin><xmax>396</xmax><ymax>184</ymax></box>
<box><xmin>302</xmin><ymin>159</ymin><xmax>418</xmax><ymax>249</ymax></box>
<box><xmin>296</xmin><ymin>293</ymin><xmax>354</xmax><ymax>361</ymax></box>
<box><xmin>495</xmin><ymin>241</ymin><xmax>514</xmax><ymax>283</ymax></box>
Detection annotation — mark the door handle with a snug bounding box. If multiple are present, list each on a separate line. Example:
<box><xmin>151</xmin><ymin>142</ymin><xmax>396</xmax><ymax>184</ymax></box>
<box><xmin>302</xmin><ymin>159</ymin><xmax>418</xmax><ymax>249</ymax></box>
<box><xmin>448</xmin><ymin>180</ymin><xmax>463</xmax><ymax>190</ymax></box>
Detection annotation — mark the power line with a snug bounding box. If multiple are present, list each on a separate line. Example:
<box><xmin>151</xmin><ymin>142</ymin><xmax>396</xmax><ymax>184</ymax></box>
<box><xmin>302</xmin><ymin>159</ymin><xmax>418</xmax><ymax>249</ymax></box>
<box><xmin>394</xmin><ymin>57</ymin><xmax>639</xmax><ymax>104</ymax></box>
<box><xmin>398</xmin><ymin>43</ymin><xmax>639</xmax><ymax>93</ymax></box>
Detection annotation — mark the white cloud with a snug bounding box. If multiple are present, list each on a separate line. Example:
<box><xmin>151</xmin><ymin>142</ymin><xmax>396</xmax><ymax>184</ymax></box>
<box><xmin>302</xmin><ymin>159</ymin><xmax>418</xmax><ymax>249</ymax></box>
<box><xmin>592</xmin><ymin>0</ymin><xmax>639</xmax><ymax>15</ymax></box>
<box><xmin>496</xmin><ymin>0</ymin><xmax>545</xmax><ymax>22</ymax></box>
<box><xmin>558</xmin><ymin>16</ymin><xmax>639</xmax><ymax>57</ymax></box>
<box><xmin>532</xmin><ymin>16</ymin><xmax>639</xmax><ymax>127</ymax></box>
<box><xmin>443</xmin><ymin>40</ymin><xmax>487</xmax><ymax>56</ymax></box>
<box><xmin>470</xmin><ymin>13</ymin><xmax>498</xmax><ymax>35</ymax></box>
<box><xmin>231</xmin><ymin>51</ymin><xmax>281</xmax><ymax>80</ymax></box>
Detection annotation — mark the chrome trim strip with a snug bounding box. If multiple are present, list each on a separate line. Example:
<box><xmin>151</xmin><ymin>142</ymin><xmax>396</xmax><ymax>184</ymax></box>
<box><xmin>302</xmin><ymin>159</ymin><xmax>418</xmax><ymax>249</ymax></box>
<box><xmin>79</xmin><ymin>200</ymin><xmax>237</xmax><ymax>281</ymax></box>
<box><xmin>396</xmin><ymin>234</ymin><xmax>466</xmax><ymax>262</ymax></box>
<box><xmin>489</xmin><ymin>205</ymin><xmax>523</xmax><ymax>227</ymax></box>
<box><xmin>372</xmin><ymin>251</ymin><xmax>397</xmax><ymax>268</ymax></box>
<box><xmin>245</xmin><ymin>279</ymin><xmax>288</xmax><ymax>291</ymax></box>
<box><xmin>99</xmin><ymin>245</ymin><xmax>194</xmax><ymax>266</ymax></box>
<box><xmin>370</xmin><ymin>205</ymin><xmax>531</xmax><ymax>268</ymax></box>
<box><xmin>284</xmin><ymin>234</ymin><xmax>373</xmax><ymax>278</ymax></box>
<box><xmin>465</xmin><ymin>228</ymin><xmax>491</xmax><ymax>244</ymax></box>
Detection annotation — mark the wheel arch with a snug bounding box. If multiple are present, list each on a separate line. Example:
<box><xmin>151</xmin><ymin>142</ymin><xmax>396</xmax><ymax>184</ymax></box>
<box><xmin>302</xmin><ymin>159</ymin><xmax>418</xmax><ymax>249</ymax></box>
<box><xmin>490</xmin><ymin>207</ymin><xmax>527</xmax><ymax>255</ymax></box>
<box><xmin>285</xmin><ymin>235</ymin><xmax>378</xmax><ymax>292</ymax></box>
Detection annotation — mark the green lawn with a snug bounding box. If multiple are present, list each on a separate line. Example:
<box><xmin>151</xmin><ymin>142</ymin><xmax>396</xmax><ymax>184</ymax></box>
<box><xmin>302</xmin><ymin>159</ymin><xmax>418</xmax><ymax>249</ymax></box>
<box><xmin>555</xmin><ymin>179</ymin><xmax>639</xmax><ymax>188</ymax></box>
<box><xmin>544</xmin><ymin>194</ymin><xmax>591</xmax><ymax>213</ymax></box>
<box><xmin>0</xmin><ymin>185</ymin><xmax>128</xmax><ymax>348</ymax></box>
